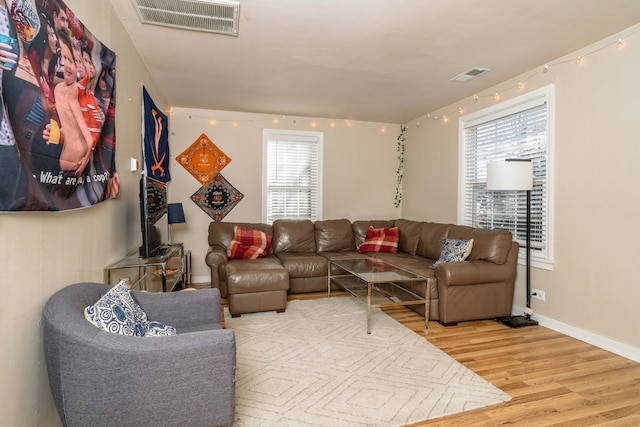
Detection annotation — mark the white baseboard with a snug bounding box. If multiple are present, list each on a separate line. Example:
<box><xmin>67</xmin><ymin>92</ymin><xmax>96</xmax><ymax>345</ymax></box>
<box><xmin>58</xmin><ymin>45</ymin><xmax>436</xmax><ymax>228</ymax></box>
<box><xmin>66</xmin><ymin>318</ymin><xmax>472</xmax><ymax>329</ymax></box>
<box><xmin>520</xmin><ymin>307</ymin><xmax>640</xmax><ymax>363</ymax></box>
<box><xmin>191</xmin><ymin>275</ymin><xmax>211</xmax><ymax>286</ymax></box>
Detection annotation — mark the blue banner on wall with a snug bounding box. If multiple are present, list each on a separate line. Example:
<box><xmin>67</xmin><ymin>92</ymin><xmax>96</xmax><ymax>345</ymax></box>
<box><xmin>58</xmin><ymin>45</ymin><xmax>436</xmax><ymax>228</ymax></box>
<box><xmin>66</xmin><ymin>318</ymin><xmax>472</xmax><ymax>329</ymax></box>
<box><xmin>142</xmin><ymin>86</ymin><xmax>170</xmax><ymax>184</ymax></box>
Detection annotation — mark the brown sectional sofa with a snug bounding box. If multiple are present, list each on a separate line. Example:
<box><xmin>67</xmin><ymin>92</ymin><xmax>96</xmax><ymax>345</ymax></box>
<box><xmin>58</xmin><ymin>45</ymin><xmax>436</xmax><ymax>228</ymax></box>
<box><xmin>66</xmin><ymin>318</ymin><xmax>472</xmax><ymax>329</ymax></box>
<box><xmin>206</xmin><ymin>218</ymin><xmax>518</xmax><ymax>325</ymax></box>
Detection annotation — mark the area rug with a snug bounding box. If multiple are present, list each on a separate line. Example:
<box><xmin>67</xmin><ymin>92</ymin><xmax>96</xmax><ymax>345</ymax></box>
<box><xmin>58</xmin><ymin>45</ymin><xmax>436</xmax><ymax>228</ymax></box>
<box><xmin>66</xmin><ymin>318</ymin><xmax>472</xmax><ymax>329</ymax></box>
<box><xmin>224</xmin><ymin>297</ymin><xmax>510</xmax><ymax>426</ymax></box>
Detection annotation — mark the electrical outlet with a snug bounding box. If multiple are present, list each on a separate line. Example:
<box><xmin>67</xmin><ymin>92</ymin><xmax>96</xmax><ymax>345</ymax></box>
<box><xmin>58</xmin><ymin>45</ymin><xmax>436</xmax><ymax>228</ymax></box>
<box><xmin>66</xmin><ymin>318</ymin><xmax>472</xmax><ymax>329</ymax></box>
<box><xmin>531</xmin><ymin>288</ymin><xmax>546</xmax><ymax>301</ymax></box>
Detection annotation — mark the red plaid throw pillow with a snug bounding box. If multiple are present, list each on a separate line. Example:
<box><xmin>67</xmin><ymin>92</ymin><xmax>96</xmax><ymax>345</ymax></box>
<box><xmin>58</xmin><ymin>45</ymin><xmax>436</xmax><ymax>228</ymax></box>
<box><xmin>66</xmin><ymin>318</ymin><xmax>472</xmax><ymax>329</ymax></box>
<box><xmin>227</xmin><ymin>226</ymin><xmax>272</xmax><ymax>259</ymax></box>
<box><xmin>357</xmin><ymin>226</ymin><xmax>399</xmax><ymax>253</ymax></box>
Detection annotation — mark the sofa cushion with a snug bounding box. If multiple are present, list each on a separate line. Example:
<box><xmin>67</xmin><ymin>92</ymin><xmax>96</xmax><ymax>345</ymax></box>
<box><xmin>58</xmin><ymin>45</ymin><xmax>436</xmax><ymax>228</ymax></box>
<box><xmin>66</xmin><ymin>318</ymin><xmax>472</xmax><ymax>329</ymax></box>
<box><xmin>225</xmin><ymin>258</ymin><xmax>289</xmax><ymax>294</ymax></box>
<box><xmin>395</xmin><ymin>219</ymin><xmax>421</xmax><ymax>255</ymax></box>
<box><xmin>416</xmin><ymin>222</ymin><xmax>451</xmax><ymax>260</ymax></box>
<box><xmin>448</xmin><ymin>225</ymin><xmax>513</xmax><ymax>264</ymax></box>
<box><xmin>227</xmin><ymin>226</ymin><xmax>272</xmax><ymax>259</ymax></box>
<box><xmin>272</xmin><ymin>219</ymin><xmax>317</xmax><ymax>253</ymax></box>
<box><xmin>208</xmin><ymin>222</ymin><xmax>273</xmax><ymax>250</ymax></box>
<box><xmin>433</xmin><ymin>238</ymin><xmax>474</xmax><ymax>267</ymax></box>
<box><xmin>352</xmin><ymin>220</ymin><xmax>396</xmax><ymax>246</ymax></box>
<box><xmin>276</xmin><ymin>252</ymin><xmax>328</xmax><ymax>278</ymax></box>
<box><xmin>314</xmin><ymin>219</ymin><xmax>355</xmax><ymax>252</ymax></box>
<box><xmin>358</xmin><ymin>226</ymin><xmax>399</xmax><ymax>253</ymax></box>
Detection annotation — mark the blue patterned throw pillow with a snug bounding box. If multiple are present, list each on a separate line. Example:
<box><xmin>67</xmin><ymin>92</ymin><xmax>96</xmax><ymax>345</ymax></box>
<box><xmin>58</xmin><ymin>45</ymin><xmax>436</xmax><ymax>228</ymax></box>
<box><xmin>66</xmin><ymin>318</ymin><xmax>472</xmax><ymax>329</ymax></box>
<box><xmin>84</xmin><ymin>281</ymin><xmax>143</xmax><ymax>336</ymax></box>
<box><xmin>144</xmin><ymin>321</ymin><xmax>177</xmax><ymax>337</ymax></box>
<box><xmin>110</xmin><ymin>280</ymin><xmax>148</xmax><ymax>322</ymax></box>
<box><xmin>432</xmin><ymin>238</ymin><xmax>474</xmax><ymax>268</ymax></box>
<box><xmin>84</xmin><ymin>280</ymin><xmax>176</xmax><ymax>337</ymax></box>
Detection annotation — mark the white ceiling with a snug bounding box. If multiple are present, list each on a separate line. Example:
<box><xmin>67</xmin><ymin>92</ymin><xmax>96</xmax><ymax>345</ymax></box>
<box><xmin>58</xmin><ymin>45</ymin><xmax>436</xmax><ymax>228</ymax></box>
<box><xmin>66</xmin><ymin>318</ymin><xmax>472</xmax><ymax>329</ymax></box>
<box><xmin>108</xmin><ymin>0</ymin><xmax>640</xmax><ymax>123</ymax></box>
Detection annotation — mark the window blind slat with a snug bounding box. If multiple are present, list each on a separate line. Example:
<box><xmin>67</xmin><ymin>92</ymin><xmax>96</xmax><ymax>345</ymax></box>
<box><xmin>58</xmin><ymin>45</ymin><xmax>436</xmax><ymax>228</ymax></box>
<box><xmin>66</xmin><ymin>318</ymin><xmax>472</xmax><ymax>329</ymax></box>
<box><xmin>461</xmin><ymin>96</ymin><xmax>550</xmax><ymax>260</ymax></box>
<box><xmin>263</xmin><ymin>130</ymin><xmax>323</xmax><ymax>223</ymax></box>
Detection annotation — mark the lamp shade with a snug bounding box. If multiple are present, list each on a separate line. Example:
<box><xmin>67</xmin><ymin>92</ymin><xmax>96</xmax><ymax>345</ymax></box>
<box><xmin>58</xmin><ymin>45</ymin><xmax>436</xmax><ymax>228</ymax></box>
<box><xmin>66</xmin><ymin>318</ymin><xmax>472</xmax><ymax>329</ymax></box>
<box><xmin>486</xmin><ymin>159</ymin><xmax>533</xmax><ymax>191</ymax></box>
<box><xmin>167</xmin><ymin>203</ymin><xmax>186</xmax><ymax>224</ymax></box>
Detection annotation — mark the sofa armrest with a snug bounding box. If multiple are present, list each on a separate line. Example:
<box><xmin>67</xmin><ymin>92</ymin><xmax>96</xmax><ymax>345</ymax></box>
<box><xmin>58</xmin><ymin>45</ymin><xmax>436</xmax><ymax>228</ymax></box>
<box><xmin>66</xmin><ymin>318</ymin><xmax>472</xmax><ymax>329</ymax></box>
<box><xmin>205</xmin><ymin>246</ymin><xmax>229</xmax><ymax>290</ymax></box>
<box><xmin>134</xmin><ymin>288</ymin><xmax>222</xmax><ymax>329</ymax></box>
<box><xmin>50</xmin><ymin>328</ymin><xmax>236</xmax><ymax>426</ymax></box>
<box><xmin>435</xmin><ymin>260</ymin><xmax>513</xmax><ymax>286</ymax></box>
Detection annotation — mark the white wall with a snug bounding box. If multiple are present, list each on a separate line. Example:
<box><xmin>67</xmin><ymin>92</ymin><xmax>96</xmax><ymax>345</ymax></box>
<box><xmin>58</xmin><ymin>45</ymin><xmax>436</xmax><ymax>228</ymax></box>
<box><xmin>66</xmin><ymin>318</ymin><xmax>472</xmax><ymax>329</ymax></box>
<box><xmin>403</xmin><ymin>24</ymin><xmax>640</xmax><ymax>357</ymax></box>
<box><xmin>168</xmin><ymin>110</ymin><xmax>400</xmax><ymax>282</ymax></box>
<box><xmin>0</xmin><ymin>1</ymin><xmax>167</xmax><ymax>425</ymax></box>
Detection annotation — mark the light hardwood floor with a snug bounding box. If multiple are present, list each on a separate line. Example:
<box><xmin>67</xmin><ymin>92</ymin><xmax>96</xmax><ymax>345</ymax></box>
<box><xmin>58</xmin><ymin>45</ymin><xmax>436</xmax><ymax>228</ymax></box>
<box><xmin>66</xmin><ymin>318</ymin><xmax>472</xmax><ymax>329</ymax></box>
<box><xmin>209</xmin><ymin>288</ymin><xmax>640</xmax><ymax>426</ymax></box>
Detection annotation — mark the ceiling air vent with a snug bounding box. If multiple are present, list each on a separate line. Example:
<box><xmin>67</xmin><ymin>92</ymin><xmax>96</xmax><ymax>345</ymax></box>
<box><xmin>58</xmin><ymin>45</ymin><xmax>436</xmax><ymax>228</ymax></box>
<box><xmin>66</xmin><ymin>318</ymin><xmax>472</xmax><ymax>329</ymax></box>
<box><xmin>451</xmin><ymin>67</ymin><xmax>490</xmax><ymax>82</ymax></box>
<box><xmin>131</xmin><ymin>0</ymin><xmax>240</xmax><ymax>36</ymax></box>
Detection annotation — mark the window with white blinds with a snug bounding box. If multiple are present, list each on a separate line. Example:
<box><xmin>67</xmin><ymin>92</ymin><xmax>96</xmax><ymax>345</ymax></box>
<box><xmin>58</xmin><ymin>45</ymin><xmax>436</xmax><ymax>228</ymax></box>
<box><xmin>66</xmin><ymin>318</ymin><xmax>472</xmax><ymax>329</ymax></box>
<box><xmin>459</xmin><ymin>86</ymin><xmax>553</xmax><ymax>265</ymax></box>
<box><xmin>263</xmin><ymin>129</ymin><xmax>323</xmax><ymax>224</ymax></box>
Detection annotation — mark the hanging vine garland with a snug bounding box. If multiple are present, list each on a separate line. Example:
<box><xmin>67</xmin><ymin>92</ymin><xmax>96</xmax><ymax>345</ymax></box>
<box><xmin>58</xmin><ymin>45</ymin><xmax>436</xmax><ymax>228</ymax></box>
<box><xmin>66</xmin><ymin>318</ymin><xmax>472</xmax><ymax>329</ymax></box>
<box><xmin>394</xmin><ymin>124</ymin><xmax>407</xmax><ymax>208</ymax></box>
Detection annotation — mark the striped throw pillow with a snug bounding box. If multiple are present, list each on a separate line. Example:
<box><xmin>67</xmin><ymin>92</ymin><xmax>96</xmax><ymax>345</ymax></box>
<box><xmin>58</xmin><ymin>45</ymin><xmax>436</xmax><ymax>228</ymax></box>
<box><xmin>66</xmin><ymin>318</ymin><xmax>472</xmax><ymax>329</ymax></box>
<box><xmin>227</xmin><ymin>226</ymin><xmax>272</xmax><ymax>259</ymax></box>
<box><xmin>357</xmin><ymin>226</ymin><xmax>399</xmax><ymax>253</ymax></box>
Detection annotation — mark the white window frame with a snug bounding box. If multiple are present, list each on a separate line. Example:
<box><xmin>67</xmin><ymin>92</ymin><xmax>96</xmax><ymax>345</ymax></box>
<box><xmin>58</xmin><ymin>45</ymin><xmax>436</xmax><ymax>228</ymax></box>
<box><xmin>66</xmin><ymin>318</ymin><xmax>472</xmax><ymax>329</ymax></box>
<box><xmin>458</xmin><ymin>85</ymin><xmax>554</xmax><ymax>269</ymax></box>
<box><xmin>262</xmin><ymin>129</ymin><xmax>323</xmax><ymax>224</ymax></box>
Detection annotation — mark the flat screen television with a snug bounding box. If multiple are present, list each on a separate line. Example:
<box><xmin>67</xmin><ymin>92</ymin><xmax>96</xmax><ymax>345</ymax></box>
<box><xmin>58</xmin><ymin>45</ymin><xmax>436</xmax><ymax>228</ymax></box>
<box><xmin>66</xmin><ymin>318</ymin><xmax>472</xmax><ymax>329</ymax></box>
<box><xmin>139</xmin><ymin>176</ymin><xmax>170</xmax><ymax>258</ymax></box>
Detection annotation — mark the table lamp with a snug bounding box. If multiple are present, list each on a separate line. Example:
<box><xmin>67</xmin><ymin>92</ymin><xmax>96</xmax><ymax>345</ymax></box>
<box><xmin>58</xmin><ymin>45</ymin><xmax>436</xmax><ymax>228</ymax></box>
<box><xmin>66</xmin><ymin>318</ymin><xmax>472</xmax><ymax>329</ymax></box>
<box><xmin>167</xmin><ymin>203</ymin><xmax>186</xmax><ymax>243</ymax></box>
<box><xmin>487</xmin><ymin>159</ymin><xmax>538</xmax><ymax>328</ymax></box>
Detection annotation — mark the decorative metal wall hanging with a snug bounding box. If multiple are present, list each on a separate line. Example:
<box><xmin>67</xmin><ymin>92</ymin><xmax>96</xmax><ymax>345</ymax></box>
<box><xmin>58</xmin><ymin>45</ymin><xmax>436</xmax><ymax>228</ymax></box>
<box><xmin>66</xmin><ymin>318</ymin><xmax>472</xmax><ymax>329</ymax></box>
<box><xmin>177</xmin><ymin>133</ymin><xmax>231</xmax><ymax>185</ymax></box>
<box><xmin>190</xmin><ymin>174</ymin><xmax>243</xmax><ymax>221</ymax></box>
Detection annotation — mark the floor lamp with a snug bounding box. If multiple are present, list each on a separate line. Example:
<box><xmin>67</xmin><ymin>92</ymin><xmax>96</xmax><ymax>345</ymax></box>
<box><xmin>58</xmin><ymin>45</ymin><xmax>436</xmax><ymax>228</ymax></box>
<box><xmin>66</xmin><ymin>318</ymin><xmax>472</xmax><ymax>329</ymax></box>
<box><xmin>487</xmin><ymin>159</ymin><xmax>539</xmax><ymax>328</ymax></box>
<box><xmin>167</xmin><ymin>203</ymin><xmax>186</xmax><ymax>244</ymax></box>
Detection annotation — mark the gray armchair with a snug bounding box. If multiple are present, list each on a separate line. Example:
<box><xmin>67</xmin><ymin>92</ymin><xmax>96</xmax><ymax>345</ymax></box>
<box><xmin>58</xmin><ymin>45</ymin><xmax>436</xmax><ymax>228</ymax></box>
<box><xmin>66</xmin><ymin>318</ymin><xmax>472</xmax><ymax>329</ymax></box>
<box><xmin>43</xmin><ymin>283</ymin><xmax>236</xmax><ymax>427</ymax></box>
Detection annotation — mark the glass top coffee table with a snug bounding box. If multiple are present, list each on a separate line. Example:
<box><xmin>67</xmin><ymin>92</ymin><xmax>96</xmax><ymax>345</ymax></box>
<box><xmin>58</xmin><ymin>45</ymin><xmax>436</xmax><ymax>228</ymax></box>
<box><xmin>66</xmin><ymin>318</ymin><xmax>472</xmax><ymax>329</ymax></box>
<box><xmin>328</xmin><ymin>257</ymin><xmax>430</xmax><ymax>334</ymax></box>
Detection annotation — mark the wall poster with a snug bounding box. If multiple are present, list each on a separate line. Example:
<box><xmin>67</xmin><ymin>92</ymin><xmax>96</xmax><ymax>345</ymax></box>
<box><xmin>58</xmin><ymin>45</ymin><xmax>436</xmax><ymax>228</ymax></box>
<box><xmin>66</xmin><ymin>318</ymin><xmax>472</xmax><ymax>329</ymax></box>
<box><xmin>0</xmin><ymin>0</ymin><xmax>117</xmax><ymax>211</ymax></box>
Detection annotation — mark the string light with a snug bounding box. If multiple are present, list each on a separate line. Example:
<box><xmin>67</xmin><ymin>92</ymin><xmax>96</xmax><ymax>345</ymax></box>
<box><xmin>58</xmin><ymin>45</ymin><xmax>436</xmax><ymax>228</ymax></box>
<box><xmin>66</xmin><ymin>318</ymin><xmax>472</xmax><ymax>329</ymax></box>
<box><xmin>170</xmin><ymin>27</ymin><xmax>638</xmax><ymax>131</ymax></box>
<box><xmin>419</xmin><ymin>26</ymin><xmax>639</xmax><ymax>125</ymax></box>
<box><xmin>170</xmin><ymin>110</ymin><xmax>391</xmax><ymax>133</ymax></box>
